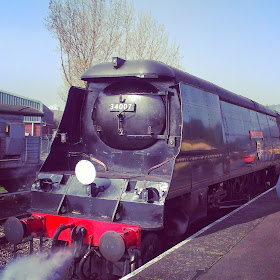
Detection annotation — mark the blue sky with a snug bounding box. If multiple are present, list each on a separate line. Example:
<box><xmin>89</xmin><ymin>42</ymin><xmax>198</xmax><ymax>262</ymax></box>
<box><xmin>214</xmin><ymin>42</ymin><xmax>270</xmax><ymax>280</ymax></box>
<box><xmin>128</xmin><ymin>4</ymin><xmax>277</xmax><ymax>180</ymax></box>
<box><xmin>0</xmin><ymin>0</ymin><xmax>279</xmax><ymax>107</ymax></box>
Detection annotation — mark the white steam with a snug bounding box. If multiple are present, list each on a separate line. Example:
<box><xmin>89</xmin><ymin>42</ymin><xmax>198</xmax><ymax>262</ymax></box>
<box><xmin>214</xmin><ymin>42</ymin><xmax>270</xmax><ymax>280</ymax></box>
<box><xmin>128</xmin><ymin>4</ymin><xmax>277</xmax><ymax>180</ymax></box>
<box><xmin>1</xmin><ymin>250</ymin><xmax>73</xmax><ymax>280</ymax></box>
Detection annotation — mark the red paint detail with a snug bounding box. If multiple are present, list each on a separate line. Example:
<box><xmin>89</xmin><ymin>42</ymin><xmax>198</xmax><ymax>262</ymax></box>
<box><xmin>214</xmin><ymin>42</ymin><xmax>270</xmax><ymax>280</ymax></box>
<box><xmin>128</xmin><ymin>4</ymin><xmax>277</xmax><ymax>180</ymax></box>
<box><xmin>25</xmin><ymin>123</ymin><xmax>32</xmax><ymax>135</ymax></box>
<box><xmin>21</xmin><ymin>215</ymin><xmax>45</xmax><ymax>234</ymax></box>
<box><xmin>32</xmin><ymin>213</ymin><xmax>141</xmax><ymax>248</ymax></box>
<box><xmin>244</xmin><ymin>156</ymin><xmax>254</xmax><ymax>163</ymax></box>
<box><xmin>118</xmin><ymin>228</ymin><xmax>138</xmax><ymax>248</ymax></box>
<box><xmin>249</xmin><ymin>130</ymin><xmax>264</xmax><ymax>139</ymax></box>
<box><xmin>24</xmin><ymin>123</ymin><xmax>41</xmax><ymax>136</ymax></box>
<box><xmin>34</xmin><ymin>123</ymin><xmax>41</xmax><ymax>136</ymax></box>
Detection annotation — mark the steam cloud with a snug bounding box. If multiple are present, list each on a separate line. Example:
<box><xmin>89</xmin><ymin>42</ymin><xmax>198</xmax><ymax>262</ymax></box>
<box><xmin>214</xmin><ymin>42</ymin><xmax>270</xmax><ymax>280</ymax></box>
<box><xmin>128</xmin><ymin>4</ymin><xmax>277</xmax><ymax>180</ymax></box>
<box><xmin>0</xmin><ymin>249</ymin><xmax>73</xmax><ymax>280</ymax></box>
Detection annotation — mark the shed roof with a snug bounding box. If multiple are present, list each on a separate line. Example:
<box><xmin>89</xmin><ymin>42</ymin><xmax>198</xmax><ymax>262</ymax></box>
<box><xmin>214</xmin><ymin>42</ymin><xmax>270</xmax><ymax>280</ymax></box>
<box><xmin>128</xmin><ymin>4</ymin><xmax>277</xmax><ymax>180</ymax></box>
<box><xmin>0</xmin><ymin>104</ymin><xmax>43</xmax><ymax>116</ymax></box>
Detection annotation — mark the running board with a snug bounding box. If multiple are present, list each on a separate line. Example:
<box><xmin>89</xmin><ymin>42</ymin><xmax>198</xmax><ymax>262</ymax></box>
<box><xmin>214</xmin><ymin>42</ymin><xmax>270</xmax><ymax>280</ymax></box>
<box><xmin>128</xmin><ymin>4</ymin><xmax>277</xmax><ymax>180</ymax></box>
<box><xmin>218</xmin><ymin>199</ymin><xmax>249</xmax><ymax>209</ymax></box>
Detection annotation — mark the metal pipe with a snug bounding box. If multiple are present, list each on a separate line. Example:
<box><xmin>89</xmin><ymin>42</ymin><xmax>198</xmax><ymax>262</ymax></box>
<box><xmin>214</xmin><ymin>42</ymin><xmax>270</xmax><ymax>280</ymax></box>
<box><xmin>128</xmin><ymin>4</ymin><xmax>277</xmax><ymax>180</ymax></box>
<box><xmin>0</xmin><ymin>158</ymin><xmax>20</xmax><ymax>162</ymax></box>
<box><xmin>52</xmin><ymin>224</ymin><xmax>73</xmax><ymax>249</ymax></box>
<box><xmin>77</xmin><ymin>248</ymin><xmax>96</xmax><ymax>280</ymax></box>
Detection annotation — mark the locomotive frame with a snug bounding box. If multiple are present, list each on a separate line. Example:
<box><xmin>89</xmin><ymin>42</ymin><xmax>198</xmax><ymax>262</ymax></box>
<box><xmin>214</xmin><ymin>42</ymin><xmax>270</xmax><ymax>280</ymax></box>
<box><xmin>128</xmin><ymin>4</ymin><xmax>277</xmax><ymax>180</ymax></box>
<box><xmin>4</xmin><ymin>58</ymin><xmax>280</xmax><ymax>279</ymax></box>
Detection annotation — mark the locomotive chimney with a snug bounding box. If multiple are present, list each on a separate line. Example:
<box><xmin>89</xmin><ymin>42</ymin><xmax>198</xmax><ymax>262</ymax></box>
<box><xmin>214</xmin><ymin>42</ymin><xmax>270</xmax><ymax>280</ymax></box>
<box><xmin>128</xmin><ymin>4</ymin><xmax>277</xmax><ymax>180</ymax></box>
<box><xmin>112</xmin><ymin>57</ymin><xmax>126</xmax><ymax>68</ymax></box>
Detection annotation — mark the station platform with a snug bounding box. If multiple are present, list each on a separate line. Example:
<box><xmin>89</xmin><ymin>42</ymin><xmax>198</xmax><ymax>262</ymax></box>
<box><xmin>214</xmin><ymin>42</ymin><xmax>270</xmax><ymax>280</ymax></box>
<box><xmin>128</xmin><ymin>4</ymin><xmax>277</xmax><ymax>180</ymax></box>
<box><xmin>122</xmin><ymin>185</ymin><xmax>280</xmax><ymax>280</ymax></box>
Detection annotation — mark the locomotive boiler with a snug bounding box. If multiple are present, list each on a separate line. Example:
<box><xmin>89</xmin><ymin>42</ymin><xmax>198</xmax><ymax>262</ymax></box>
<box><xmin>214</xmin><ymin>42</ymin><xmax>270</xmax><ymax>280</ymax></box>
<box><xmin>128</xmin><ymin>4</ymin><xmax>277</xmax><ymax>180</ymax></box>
<box><xmin>4</xmin><ymin>58</ymin><xmax>280</xmax><ymax>279</ymax></box>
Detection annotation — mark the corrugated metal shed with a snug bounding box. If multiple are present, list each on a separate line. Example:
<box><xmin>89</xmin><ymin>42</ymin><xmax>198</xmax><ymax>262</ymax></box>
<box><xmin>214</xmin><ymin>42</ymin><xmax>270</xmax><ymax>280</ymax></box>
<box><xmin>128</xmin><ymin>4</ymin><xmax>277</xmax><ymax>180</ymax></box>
<box><xmin>0</xmin><ymin>104</ymin><xmax>43</xmax><ymax>116</ymax></box>
<box><xmin>25</xmin><ymin>136</ymin><xmax>41</xmax><ymax>163</ymax></box>
<box><xmin>0</xmin><ymin>89</ymin><xmax>42</xmax><ymax>122</ymax></box>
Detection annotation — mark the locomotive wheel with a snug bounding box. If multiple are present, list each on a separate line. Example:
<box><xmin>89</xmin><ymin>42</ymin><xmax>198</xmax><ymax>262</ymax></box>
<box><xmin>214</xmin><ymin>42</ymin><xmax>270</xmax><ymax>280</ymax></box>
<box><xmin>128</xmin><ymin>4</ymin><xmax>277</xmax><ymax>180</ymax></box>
<box><xmin>250</xmin><ymin>172</ymin><xmax>261</xmax><ymax>196</ymax></box>
<box><xmin>270</xmin><ymin>174</ymin><xmax>279</xmax><ymax>187</ymax></box>
<box><xmin>232</xmin><ymin>178</ymin><xmax>242</xmax><ymax>199</ymax></box>
<box><xmin>232</xmin><ymin>176</ymin><xmax>248</xmax><ymax>200</ymax></box>
<box><xmin>140</xmin><ymin>233</ymin><xmax>161</xmax><ymax>264</ymax></box>
<box><xmin>164</xmin><ymin>208</ymin><xmax>189</xmax><ymax>241</ymax></box>
<box><xmin>259</xmin><ymin>170</ymin><xmax>267</xmax><ymax>191</ymax></box>
<box><xmin>240</xmin><ymin>175</ymin><xmax>249</xmax><ymax>197</ymax></box>
<box><xmin>263</xmin><ymin>169</ymin><xmax>271</xmax><ymax>190</ymax></box>
<box><xmin>267</xmin><ymin>169</ymin><xmax>279</xmax><ymax>188</ymax></box>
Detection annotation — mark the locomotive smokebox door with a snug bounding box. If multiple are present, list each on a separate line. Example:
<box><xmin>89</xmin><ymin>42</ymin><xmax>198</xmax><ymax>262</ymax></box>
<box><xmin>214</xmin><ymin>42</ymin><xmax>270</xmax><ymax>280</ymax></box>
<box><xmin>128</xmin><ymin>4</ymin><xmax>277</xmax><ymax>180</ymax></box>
<box><xmin>92</xmin><ymin>81</ymin><xmax>166</xmax><ymax>150</ymax></box>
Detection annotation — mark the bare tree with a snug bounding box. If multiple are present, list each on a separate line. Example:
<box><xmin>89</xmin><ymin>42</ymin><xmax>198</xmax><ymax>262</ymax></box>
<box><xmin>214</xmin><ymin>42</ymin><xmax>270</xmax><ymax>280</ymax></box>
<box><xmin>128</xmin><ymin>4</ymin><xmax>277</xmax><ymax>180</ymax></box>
<box><xmin>46</xmin><ymin>0</ymin><xmax>183</xmax><ymax>100</ymax></box>
<box><xmin>129</xmin><ymin>12</ymin><xmax>182</xmax><ymax>67</ymax></box>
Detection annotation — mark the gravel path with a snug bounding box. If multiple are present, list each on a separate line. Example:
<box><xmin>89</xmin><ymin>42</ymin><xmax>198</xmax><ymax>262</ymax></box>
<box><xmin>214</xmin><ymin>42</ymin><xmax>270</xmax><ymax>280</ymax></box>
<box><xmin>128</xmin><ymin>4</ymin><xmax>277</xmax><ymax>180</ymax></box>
<box><xmin>0</xmin><ymin>192</ymin><xmax>53</xmax><ymax>269</ymax></box>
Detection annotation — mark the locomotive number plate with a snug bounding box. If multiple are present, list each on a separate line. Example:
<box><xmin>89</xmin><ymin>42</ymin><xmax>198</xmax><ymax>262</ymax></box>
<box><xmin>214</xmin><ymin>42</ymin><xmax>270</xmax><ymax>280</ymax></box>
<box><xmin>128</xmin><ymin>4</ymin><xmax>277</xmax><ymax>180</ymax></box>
<box><xmin>109</xmin><ymin>103</ymin><xmax>135</xmax><ymax>112</ymax></box>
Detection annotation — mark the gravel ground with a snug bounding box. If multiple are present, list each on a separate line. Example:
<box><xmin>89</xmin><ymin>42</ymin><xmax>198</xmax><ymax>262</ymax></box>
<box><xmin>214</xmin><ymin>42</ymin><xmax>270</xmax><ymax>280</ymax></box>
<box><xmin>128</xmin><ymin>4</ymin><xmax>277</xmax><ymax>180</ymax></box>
<box><xmin>0</xmin><ymin>226</ymin><xmax>53</xmax><ymax>268</ymax></box>
<box><xmin>0</xmin><ymin>192</ymin><xmax>53</xmax><ymax>270</ymax></box>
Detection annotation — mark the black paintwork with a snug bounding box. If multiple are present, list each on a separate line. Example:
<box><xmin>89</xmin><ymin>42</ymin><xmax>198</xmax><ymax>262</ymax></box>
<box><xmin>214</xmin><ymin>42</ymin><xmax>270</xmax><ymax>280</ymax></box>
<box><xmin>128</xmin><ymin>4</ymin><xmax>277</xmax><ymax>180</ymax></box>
<box><xmin>81</xmin><ymin>60</ymin><xmax>175</xmax><ymax>80</ymax></box>
<box><xmin>81</xmin><ymin>59</ymin><xmax>276</xmax><ymax>117</ymax></box>
<box><xmin>92</xmin><ymin>80</ymin><xmax>166</xmax><ymax>150</ymax></box>
<box><xmin>33</xmin><ymin>59</ymin><xmax>280</xmax><ymax>231</ymax></box>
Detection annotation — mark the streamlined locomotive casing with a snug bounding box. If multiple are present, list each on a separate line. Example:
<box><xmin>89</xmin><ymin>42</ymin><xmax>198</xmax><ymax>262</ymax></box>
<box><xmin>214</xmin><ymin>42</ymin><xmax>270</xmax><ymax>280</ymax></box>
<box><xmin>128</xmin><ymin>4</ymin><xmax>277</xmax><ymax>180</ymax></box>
<box><xmin>22</xmin><ymin>59</ymin><xmax>280</xmax><ymax>277</ymax></box>
<box><xmin>31</xmin><ymin>59</ymin><xmax>280</xmax><ymax>228</ymax></box>
<box><xmin>31</xmin><ymin>85</ymin><xmax>181</xmax><ymax>229</ymax></box>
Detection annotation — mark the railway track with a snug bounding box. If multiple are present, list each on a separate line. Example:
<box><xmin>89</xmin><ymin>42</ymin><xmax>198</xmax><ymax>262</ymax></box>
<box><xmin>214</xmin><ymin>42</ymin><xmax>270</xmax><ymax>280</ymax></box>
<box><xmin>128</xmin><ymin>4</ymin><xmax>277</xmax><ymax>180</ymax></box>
<box><xmin>0</xmin><ymin>186</ymin><xmax>273</xmax><ymax>279</ymax></box>
<box><xmin>0</xmin><ymin>218</ymin><xmax>52</xmax><ymax>272</ymax></box>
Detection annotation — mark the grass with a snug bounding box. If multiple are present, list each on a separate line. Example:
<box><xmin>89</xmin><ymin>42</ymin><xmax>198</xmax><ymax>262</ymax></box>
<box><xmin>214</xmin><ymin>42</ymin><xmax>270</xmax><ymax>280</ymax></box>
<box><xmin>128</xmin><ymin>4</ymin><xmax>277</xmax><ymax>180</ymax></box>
<box><xmin>0</xmin><ymin>186</ymin><xmax>8</xmax><ymax>193</ymax></box>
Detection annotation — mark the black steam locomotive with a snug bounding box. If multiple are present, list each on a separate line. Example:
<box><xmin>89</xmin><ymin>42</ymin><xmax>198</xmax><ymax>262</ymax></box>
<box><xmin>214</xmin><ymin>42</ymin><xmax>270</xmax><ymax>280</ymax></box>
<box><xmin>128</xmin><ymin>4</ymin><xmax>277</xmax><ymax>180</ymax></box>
<box><xmin>5</xmin><ymin>58</ymin><xmax>280</xmax><ymax>279</ymax></box>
